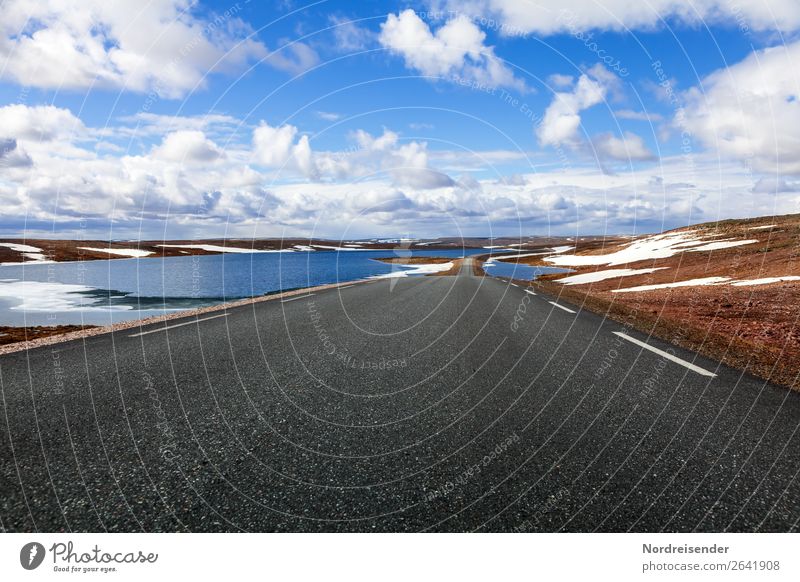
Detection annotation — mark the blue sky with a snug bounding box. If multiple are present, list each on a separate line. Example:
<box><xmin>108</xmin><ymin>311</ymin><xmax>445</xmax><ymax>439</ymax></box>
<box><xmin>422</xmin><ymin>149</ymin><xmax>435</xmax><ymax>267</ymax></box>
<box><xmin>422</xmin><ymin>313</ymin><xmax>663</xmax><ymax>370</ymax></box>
<box><xmin>0</xmin><ymin>0</ymin><xmax>798</xmax><ymax>239</ymax></box>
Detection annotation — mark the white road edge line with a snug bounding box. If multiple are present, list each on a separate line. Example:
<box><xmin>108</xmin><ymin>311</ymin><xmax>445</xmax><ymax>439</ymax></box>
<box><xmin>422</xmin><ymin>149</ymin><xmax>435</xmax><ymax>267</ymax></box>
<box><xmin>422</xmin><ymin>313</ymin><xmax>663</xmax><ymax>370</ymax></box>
<box><xmin>281</xmin><ymin>293</ymin><xmax>315</xmax><ymax>303</ymax></box>
<box><xmin>338</xmin><ymin>285</ymin><xmax>354</xmax><ymax>290</ymax></box>
<box><xmin>548</xmin><ymin>301</ymin><xmax>576</xmax><ymax>314</ymax></box>
<box><xmin>525</xmin><ymin>289</ymin><xmax>537</xmax><ymax>296</ymax></box>
<box><xmin>613</xmin><ymin>332</ymin><xmax>718</xmax><ymax>378</ymax></box>
<box><xmin>129</xmin><ymin>313</ymin><xmax>229</xmax><ymax>337</ymax></box>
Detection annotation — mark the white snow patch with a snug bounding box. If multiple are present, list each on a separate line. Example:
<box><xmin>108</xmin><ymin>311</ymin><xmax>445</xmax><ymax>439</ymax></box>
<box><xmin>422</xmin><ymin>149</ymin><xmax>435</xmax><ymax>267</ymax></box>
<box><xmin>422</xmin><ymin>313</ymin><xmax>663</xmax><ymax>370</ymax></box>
<box><xmin>731</xmin><ymin>276</ymin><xmax>800</xmax><ymax>286</ymax></box>
<box><xmin>311</xmin><ymin>244</ymin><xmax>356</xmax><ymax>251</ymax></box>
<box><xmin>0</xmin><ymin>242</ymin><xmax>54</xmax><ymax>264</ymax></box>
<box><xmin>369</xmin><ymin>262</ymin><xmax>453</xmax><ymax>279</ymax></box>
<box><xmin>549</xmin><ymin>246</ymin><xmax>574</xmax><ymax>253</ymax></box>
<box><xmin>612</xmin><ymin>277</ymin><xmax>731</xmax><ymax>293</ymax></box>
<box><xmin>292</xmin><ymin>245</ymin><xmax>315</xmax><ymax>252</ymax></box>
<box><xmin>545</xmin><ymin>233</ymin><xmax>698</xmax><ymax>267</ymax></box>
<box><xmin>556</xmin><ymin>267</ymin><xmax>669</xmax><ymax>285</ymax></box>
<box><xmin>0</xmin><ymin>242</ymin><xmax>43</xmax><ymax>253</ymax></box>
<box><xmin>749</xmin><ymin>224</ymin><xmax>777</xmax><ymax>230</ymax></box>
<box><xmin>158</xmin><ymin>244</ymin><xmax>292</xmax><ymax>253</ymax></box>
<box><xmin>544</xmin><ymin>232</ymin><xmax>758</xmax><ymax>268</ymax></box>
<box><xmin>687</xmin><ymin>240</ymin><xmax>758</xmax><ymax>252</ymax></box>
<box><xmin>311</xmin><ymin>244</ymin><xmax>384</xmax><ymax>251</ymax></box>
<box><xmin>0</xmin><ymin>280</ymin><xmax>132</xmax><ymax>312</ymax></box>
<box><xmin>496</xmin><ymin>252</ymin><xmax>551</xmax><ymax>261</ymax></box>
<box><xmin>78</xmin><ymin>247</ymin><xmax>154</xmax><ymax>258</ymax></box>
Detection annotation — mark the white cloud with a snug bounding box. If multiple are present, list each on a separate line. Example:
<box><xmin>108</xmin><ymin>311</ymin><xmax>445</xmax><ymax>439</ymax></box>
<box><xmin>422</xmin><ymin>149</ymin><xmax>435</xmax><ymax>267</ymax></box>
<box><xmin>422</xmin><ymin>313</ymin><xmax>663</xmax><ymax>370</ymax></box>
<box><xmin>431</xmin><ymin>0</ymin><xmax>800</xmax><ymax>34</ymax></box>
<box><xmin>379</xmin><ymin>9</ymin><xmax>523</xmax><ymax>90</ymax></box>
<box><xmin>615</xmin><ymin>109</ymin><xmax>664</xmax><ymax>122</ymax></box>
<box><xmin>537</xmin><ymin>69</ymin><xmax>607</xmax><ymax>147</ymax></box>
<box><xmin>0</xmin><ymin>138</ymin><xmax>32</xmax><ymax>168</ymax></box>
<box><xmin>752</xmin><ymin>177</ymin><xmax>799</xmax><ymax>193</ymax></box>
<box><xmin>0</xmin><ymin>104</ymin><xmax>86</xmax><ymax>141</ymax></box>
<box><xmin>316</xmin><ymin>111</ymin><xmax>343</xmax><ymax>122</ymax></box>
<box><xmin>262</xmin><ymin>41</ymin><xmax>320</xmax><ymax>75</ymax></box>
<box><xmin>682</xmin><ymin>40</ymin><xmax>800</xmax><ymax>174</ymax></box>
<box><xmin>115</xmin><ymin>112</ymin><xmax>241</xmax><ymax>138</ymax></box>
<box><xmin>252</xmin><ymin>122</ymin><xmax>316</xmax><ymax>178</ymax></box>
<box><xmin>593</xmin><ymin>131</ymin><xmax>655</xmax><ymax>161</ymax></box>
<box><xmin>0</xmin><ymin>103</ymin><xmax>790</xmax><ymax>240</ymax></box>
<box><xmin>329</xmin><ymin>15</ymin><xmax>374</xmax><ymax>52</ymax></box>
<box><xmin>547</xmin><ymin>73</ymin><xmax>574</xmax><ymax>89</ymax></box>
<box><xmin>0</xmin><ymin>0</ymin><xmax>267</xmax><ymax>98</ymax></box>
<box><xmin>153</xmin><ymin>130</ymin><xmax>225</xmax><ymax>164</ymax></box>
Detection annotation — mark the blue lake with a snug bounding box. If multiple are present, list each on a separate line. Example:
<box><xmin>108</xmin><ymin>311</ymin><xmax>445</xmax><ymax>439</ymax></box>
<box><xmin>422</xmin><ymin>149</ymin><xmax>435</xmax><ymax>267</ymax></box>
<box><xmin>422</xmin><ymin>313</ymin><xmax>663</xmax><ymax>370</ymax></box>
<box><xmin>0</xmin><ymin>249</ymin><xmax>572</xmax><ymax>326</ymax></box>
<box><xmin>0</xmin><ymin>249</ymin><xmax>494</xmax><ymax>326</ymax></box>
<box><xmin>482</xmin><ymin>259</ymin><xmax>571</xmax><ymax>281</ymax></box>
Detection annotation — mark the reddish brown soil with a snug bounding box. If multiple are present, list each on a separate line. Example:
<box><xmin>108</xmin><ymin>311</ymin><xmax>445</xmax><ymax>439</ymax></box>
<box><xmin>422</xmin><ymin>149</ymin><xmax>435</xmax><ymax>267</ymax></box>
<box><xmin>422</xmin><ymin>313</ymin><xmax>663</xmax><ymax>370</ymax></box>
<box><xmin>0</xmin><ymin>239</ymin><xmax>488</xmax><ymax>264</ymax></box>
<box><xmin>0</xmin><ymin>325</ymin><xmax>97</xmax><ymax>347</ymax></box>
<box><xmin>518</xmin><ymin>215</ymin><xmax>800</xmax><ymax>390</ymax></box>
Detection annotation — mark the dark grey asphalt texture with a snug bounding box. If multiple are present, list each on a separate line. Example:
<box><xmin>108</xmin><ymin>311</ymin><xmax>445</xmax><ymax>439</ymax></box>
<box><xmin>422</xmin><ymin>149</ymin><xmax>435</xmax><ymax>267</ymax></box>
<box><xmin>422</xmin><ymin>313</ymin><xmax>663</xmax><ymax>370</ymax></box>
<box><xmin>2</xmin><ymin>259</ymin><xmax>799</xmax><ymax>532</ymax></box>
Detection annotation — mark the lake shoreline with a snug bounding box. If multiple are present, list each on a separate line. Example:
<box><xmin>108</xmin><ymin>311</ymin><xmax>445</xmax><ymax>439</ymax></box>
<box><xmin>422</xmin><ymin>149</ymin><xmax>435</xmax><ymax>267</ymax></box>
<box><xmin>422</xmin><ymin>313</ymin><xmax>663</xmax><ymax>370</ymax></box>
<box><xmin>0</xmin><ymin>278</ymin><xmax>372</xmax><ymax>355</ymax></box>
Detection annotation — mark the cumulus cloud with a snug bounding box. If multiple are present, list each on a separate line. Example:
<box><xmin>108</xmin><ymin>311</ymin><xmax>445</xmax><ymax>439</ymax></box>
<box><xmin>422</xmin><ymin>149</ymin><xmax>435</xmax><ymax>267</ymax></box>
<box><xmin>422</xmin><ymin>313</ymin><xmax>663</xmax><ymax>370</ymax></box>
<box><xmin>0</xmin><ymin>0</ymin><xmax>268</xmax><ymax>98</ymax></box>
<box><xmin>537</xmin><ymin>68</ymin><xmax>607</xmax><ymax>147</ymax></box>
<box><xmin>252</xmin><ymin>122</ymin><xmax>317</xmax><ymax>178</ymax></box>
<box><xmin>752</xmin><ymin>177</ymin><xmax>799</xmax><ymax>194</ymax></box>
<box><xmin>153</xmin><ymin>130</ymin><xmax>225</xmax><ymax>164</ymax></box>
<box><xmin>348</xmin><ymin>129</ymin><xmax>454</xmax><ymax>189</ymax></box>
<box><xmin>431</xmin><ymin>0</ymin><xmax>800</xmax><ymax>35</ymax></box>
<box><xmin>0</xmin><ymin>104</ymin><xmax>86</xmax><ymax>141</ymax></box>
<box><xmin>115</xmin><ymin>112</ymin><xmax>241</xmax><ymax>138</ymax></box>
<box><xmin>0</xmin><ymin>102</ymin><xmax>783</xmax><ymax>239</ymax></box>
<box><xmin>682</xmin><ymin>40</ymin><xmax>800</xmax><ymax>174</ymax></box>
<box><xmin>0</xmin><ymin>138</ymin><xmax>32</xmax><ymax>168</ymax></box>
<box><xmin>547</xmin><ymin>73</ymin><xmax>574</xmax><ymax>89</ymax></box>
<box><xmin>593</xmin><ymin>131</ymin><xmax>656</xmax><ymax>161</ymax></box>
<box><xmin>379</xmin><ymin>9</ymin><xmax>524</xmax><ymax>90</ymax></box>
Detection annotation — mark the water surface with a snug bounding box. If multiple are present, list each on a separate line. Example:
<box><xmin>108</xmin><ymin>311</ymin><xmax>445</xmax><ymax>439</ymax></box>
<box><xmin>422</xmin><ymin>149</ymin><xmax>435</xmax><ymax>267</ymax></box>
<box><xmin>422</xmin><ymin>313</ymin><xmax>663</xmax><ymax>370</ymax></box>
<box><xmin>0</xmin><ymin>249</ymin><xmax>488</xmax><ymax>326</ymax></box>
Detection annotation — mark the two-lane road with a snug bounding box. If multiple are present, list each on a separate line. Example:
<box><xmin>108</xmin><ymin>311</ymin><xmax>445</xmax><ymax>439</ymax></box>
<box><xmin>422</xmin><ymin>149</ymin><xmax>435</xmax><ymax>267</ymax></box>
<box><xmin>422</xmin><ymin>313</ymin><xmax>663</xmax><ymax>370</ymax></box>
<box><xmin>2</xmin><ymin>261</ymin><xmax>799</xmax><ymax>532</ymax></box>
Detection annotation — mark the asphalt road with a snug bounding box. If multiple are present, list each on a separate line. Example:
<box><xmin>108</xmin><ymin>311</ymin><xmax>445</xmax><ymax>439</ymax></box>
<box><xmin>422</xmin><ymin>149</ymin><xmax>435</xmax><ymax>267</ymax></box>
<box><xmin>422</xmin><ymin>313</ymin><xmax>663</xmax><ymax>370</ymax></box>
<box><xmin>2</xmin><ymin>258</ymin><xmax>799</xmax><ymax>532</ymax></box>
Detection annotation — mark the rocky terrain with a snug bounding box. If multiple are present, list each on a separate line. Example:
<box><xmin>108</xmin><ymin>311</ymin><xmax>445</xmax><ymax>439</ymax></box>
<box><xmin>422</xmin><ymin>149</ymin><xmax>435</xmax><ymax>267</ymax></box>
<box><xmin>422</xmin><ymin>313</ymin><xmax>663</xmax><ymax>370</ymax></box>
<box><xmin>497</xmin><ymin>214</ymin><xmax>800</xmax><ymax>389</ymax></box>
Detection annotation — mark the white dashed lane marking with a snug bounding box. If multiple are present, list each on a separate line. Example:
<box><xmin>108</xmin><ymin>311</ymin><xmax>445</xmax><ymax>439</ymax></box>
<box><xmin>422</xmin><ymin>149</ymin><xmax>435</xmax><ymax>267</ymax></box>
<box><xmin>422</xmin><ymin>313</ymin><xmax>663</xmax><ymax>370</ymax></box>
<box><xmin>129</xmin><ymin>313</ymin><xmax>229</xmax><ymax>337</ymax></box>
<box><xmin>548</xmin><ymin>301</ymin><xmax>576</xmax><ymax>314</ymax></box>
<box><xmin>613</xmin><ymin>332</ymin><xmax>717</xmax><ymax>377</ymax></box>
<box><xmin>281</xmin><ymin>294</ymin><xmax>315</xmax><ymax>303</ymax></box>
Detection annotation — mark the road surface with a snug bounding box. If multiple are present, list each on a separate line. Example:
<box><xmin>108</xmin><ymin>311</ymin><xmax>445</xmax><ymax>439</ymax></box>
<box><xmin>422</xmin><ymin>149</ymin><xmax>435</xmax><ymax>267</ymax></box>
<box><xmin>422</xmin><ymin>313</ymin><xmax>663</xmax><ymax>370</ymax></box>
<box><xmin>2</xmin><ymin>258</ymin><xmax>799</xmax><ymax>532</ymax></box>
